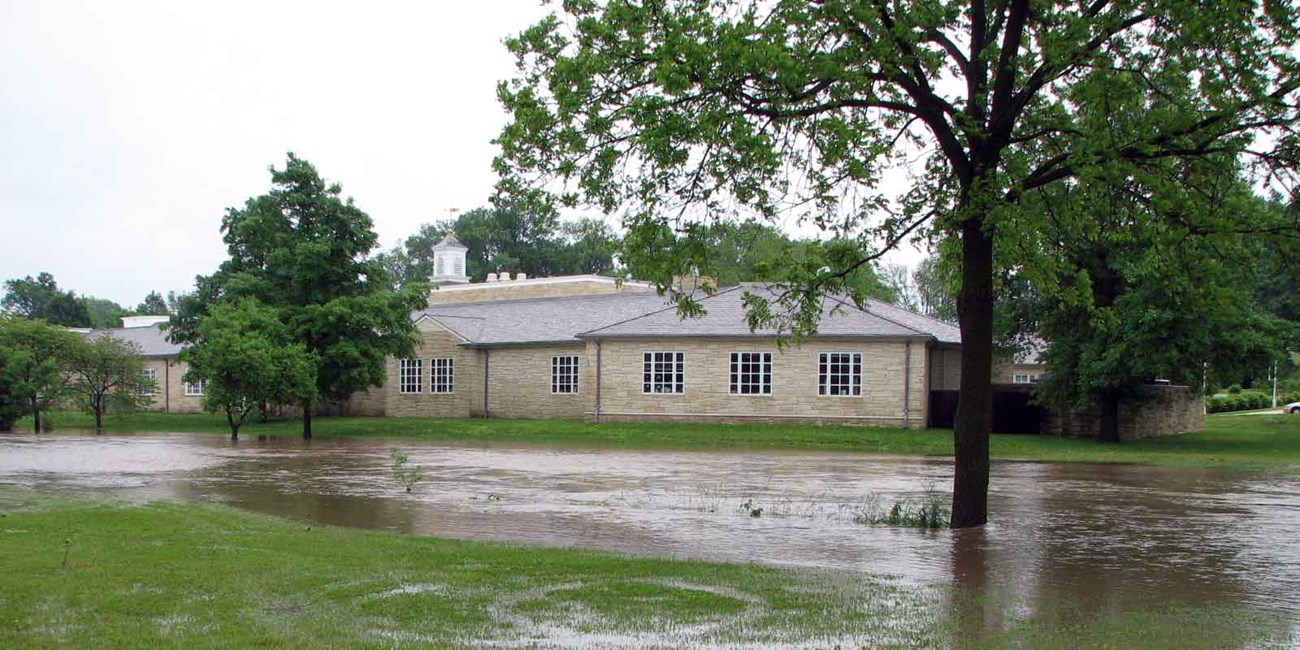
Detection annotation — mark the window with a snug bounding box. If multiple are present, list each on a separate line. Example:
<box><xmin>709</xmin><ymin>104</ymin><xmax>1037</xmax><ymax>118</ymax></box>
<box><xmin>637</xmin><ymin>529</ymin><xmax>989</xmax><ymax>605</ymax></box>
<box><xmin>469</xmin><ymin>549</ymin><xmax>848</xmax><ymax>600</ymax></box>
<box><xmin>453</xmin><ymin>258</ymin><xmax>464</xmax><ymax>276</ymax></box>
<box><xmin>643</xmin><ymin>351</ymin><xmax>684</xmax><ymax>394</ymax></box>
<box><xmin>730</xmin><ymin>352</ymin><xmax>772</xmax><ymax>395</ymax></box>
<box><xmin>140</xmin><ymin>368</ymin><xmax>157</xmax><ymax>396</ymax></box>
<box><xmin>431</xmin><ymin>358</ymin><xmax>454</xmax><ymax>394</ymax></box>
<box><xmin>818</xmin><ymin>352</ymin><xmax>862</xmax><ymax>396</ymax></box>
<box><xmin>552</xmin><ymin>355</ymin><xmax>580</xmax><ymax>394</ymax></box>
<box><xmin>435</xmin><ymin>257</ymin><xmax>445</xmax><ymax>276</ymax></box>
<box><xmin>1013</xmin><ymin>373</ymin><xmax>1040</xmax><ymax>384</ymax></box>
<box><xmin>399</xmin><ymin>359</ymin><xmax>423</xmax><ymax>394</ymax></box>
<box><xmin>185</xmin><ymin>379</ymin><xmax>206</xmax><ymax>397</ymax></box>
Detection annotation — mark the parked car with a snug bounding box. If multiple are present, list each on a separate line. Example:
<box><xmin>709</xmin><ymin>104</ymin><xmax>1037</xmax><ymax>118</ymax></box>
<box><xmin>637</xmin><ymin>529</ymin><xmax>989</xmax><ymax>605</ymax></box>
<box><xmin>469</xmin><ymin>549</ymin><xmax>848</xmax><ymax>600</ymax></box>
<box><xmin>1287</xmin><ymin>401</ymin><xmax>1300</xmax><ymax>415</ymax></box>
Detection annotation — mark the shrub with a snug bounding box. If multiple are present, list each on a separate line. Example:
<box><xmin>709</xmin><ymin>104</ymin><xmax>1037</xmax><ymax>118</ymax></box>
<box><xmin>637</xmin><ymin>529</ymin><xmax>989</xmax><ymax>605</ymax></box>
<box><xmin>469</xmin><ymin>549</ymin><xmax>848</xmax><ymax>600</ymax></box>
<box><xmin>1227</xmin><ymin>384</ymin><xmax>1242</xmax><ymax>395</ymax></box>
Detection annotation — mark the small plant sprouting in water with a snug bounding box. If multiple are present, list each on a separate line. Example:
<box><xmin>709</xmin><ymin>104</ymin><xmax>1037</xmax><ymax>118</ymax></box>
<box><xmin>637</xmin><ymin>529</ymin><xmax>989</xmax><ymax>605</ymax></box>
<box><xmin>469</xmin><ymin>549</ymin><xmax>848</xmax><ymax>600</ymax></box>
<box><xmin>859</xmin><ymin>482</ymin><xmax>950</xmax><ymax>529</ymax></box>
<box><xmin>389</xmin><ymin>448</ymin><xmax>425</xmax><ymax>493</ymax></box>
<box><xmin>740</xmin><ymin>498</ymin><xmax>763</xmax><ymax>518</ymax></box>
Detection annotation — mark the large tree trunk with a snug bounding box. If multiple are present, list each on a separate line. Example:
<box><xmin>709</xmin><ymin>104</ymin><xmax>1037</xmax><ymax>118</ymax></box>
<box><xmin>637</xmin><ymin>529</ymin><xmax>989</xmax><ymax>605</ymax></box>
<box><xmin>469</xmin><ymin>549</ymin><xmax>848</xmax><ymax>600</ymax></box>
<box><xmin>227</xmin><ymin>410</ymin><xmax>240</xmax><ymax>441</ymax></box>
<box><xmin>31</xmin><ymin>395</ymin><xmax>41</xmax><ymax>433</ymax></box>
<box><xmin>952</xmin><ymin>219</ymin><xmax>995</xmax><ymax>529</ymax></box>
<box><xmin>93</xmin><ymin>395</ymin><xmax>104</xmax><ymax>434</ymax></box>
<box><xmin>302</xmin><ymin>407</ymin><xmax>312</xmax><ymax>440</ymax></box>
<box><xmin>1098</xmin><ymin>391</ymin><xmax>1121</xmax><ymax>444</ymax></box>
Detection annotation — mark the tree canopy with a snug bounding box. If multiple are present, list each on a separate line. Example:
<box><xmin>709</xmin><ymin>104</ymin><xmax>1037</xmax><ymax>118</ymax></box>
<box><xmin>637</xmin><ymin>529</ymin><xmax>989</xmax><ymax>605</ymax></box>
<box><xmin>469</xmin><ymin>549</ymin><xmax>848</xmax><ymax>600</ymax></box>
<box><xmin>378</xmin><ymin>206</ymin><xmax>620</xmax><ymax>287</ymax></box>
<box><xmin>172</xmin><ymin>153</ymin><xmax>426</xmax><ymax>437</ymax></box>
<box><xmin>495</xmin><ymin>0</ymin><xmax>1300</xmax><ymax>526</ymax></box>
<box><xmin>182</xmin><ymin>299</ymin><xmax>317</xmax><ymax>438</ymax></box>
<box><xmin>66</xmin><ymin>334</ymin><xmax>152</xmax><ymax>432</ymax></box>
<box><xmin>2</xmin><ymin>272</ymin><xmax>92</xmax><ymax>328</ymax></box>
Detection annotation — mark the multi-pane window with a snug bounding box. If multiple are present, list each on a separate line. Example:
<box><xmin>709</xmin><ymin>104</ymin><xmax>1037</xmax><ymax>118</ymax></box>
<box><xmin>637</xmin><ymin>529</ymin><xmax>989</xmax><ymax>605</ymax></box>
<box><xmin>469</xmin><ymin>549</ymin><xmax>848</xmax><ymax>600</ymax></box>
<box><xmin>643</xmin><ymin>351</ymin><xmax>685</xmax><ymax>394</ymax></box>
<box><xmin>399</xmin><ymin>359</ymin><xmax>423</xmax><ymax>394</ymax></box>
<box><xmin>1013</xmin><ymin>373</ymin><xmax>1040</xmax><ymax>384</ymax></box>
<box><xmin>818</xmin><ymin>352</ymin><xmax>862</xmax><ymax>396</ymax></box>
<box><xmin>431</xmin><ymin>358</ymin><xmax>455</xmax><ymax>394</ymax></box>
<box><xmin>730</xmin><ymin>352</ymin><xmax>772</xmax><ymax>395</ymax></box>
<box><xmin>185</xmin><ymin>379</ymin><xmax>207</xmax><ymax>397</ymax></box>
<box><xmin>552</xmin><ymin>355</ymin><xmax>580</xmax><ymax>394</ymax></box>
<box><xmin>140</xmin><ymin>368</ymin><xmax>157</xmax><ymax>396</ymax></box>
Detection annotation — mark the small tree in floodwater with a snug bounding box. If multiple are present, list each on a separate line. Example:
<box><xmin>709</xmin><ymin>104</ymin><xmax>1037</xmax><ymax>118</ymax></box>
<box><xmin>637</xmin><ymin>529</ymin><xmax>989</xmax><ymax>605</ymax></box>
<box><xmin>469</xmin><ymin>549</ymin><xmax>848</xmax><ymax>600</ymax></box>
<box><xmin>390</xmin><ymin>449</ymin><xmax>425</xmax><ymax>493</ymax></box>
<box><xmin>66</xmin><ymin>335</ymin><xmax>152</xmax><ymax>432</ymax></box>
<box><xmin>181</xmin><ymin>299</ymin><xmax>317</xmax><ymax>440</ymax></box>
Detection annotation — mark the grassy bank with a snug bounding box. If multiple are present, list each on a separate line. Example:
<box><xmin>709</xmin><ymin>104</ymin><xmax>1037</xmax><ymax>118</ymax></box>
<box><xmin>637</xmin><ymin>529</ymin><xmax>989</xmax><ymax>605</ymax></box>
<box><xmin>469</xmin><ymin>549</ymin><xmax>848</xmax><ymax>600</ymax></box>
<box><xmin>18</xmin><ymin>410</ymin><xmax>1300</xmax><ymax>468</ymax></box>
<box><xmin>0</xmin><ymin>488</ymin><xmax>1289</xmax><ymax>649</ymax></box>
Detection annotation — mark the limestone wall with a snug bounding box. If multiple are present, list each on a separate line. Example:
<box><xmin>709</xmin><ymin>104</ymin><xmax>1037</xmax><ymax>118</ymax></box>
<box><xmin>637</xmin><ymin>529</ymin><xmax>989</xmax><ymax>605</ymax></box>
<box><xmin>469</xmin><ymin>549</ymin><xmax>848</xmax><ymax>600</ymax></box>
<box><xmin>591</xmin><ymin>337</ymin><xmax>930</xmax><ymax>428</ymax></box>
<box><xmin>1044</xmin><ymin>385</ymin><xmax>1205</xmax><ymax>439</ymax></box>
<box><xmin>483</xmin><ymin>344</ymin><xmax>593</xmax><ymax>419</ymax></box>
<box><xmin>427</xmin><ymin>277</ymin><xmax>653</xmax><ymax>305</ymax></box>
<box><xmin>929</xmin><ymin>346</ymin><xmax>961</xmax><ymax>390</ymax></box>
<box><xmin>384</xmin><ymin>319</ymin><xmax>484</xmax><ymax>418</ymax></box>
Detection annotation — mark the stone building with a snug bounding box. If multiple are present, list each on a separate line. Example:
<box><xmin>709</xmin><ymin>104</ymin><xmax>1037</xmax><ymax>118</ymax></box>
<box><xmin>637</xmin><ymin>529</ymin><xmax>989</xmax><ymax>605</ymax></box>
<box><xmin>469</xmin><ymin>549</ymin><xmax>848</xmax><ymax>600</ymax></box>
<box><xmin>85</xmin><ymin>234</ymin><xmax>1198</xmax><ymax>435</ymax></box>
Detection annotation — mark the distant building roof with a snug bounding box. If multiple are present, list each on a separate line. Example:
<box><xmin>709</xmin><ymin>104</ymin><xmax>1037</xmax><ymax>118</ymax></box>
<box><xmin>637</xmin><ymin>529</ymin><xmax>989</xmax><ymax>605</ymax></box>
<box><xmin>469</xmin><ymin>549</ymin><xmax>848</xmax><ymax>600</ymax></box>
<box><xmin>579</xmin><ymin>285</ymin><xmax>961</xmax><ymax>343</ymax></box>
<box><xmin>83</xmin><ymin>325</ymin><xmax>182</xmax><ymax>358</ymax></box>
<box><xmin>417</xmin><ymin>283</ymin><xmax>962</xmax><ymax>347</ymax></box>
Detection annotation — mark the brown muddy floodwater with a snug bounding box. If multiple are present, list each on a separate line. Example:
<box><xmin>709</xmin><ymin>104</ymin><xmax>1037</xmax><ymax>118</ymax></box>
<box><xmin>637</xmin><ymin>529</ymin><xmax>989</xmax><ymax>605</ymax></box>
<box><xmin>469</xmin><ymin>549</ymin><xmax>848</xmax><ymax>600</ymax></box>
<box><xmin>3</xmin><ymin>432</ymin><xmax>1299</xmax><ymax>625</ymax></box>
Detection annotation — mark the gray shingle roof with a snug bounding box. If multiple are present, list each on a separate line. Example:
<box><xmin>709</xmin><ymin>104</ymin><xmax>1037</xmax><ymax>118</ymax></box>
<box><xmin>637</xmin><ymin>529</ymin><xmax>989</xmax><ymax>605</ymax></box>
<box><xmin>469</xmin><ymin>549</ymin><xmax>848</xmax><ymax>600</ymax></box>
<box><xmin>577</xmin><ymin>285</ymin><xmax>955</xmax><ymax>342</ymax></box>
<box><xmin>84</xmin><ymin>326</ymin><xmax>183</xmax><ymax>357</ymax></box>
<box><xmin>417</xmin><ymin>291</ymin><xmax>675</xmax><ymax>347</ymax></box>
<box><xmin>415</xmin><ymin>284</ymin><xmax>963</xmax><ymax>346</ymax></box>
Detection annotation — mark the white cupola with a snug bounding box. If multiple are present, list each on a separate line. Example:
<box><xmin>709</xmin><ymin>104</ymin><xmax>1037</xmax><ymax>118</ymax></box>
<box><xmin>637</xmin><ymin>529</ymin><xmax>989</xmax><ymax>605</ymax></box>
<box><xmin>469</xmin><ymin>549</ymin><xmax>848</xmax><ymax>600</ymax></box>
<box><xmin>431</xmin><ymin>232</ymin><xmax>470</xmax><ymax>285</ymax></box>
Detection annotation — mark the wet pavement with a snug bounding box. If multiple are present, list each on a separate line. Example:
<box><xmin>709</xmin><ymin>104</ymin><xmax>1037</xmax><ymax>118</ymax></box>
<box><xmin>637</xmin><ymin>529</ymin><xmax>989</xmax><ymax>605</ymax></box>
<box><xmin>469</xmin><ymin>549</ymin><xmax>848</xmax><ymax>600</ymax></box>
<box><xmin>2</xmin><ymin>431</ymin><xmax>1298</xmax><ymax>622</ymax></box>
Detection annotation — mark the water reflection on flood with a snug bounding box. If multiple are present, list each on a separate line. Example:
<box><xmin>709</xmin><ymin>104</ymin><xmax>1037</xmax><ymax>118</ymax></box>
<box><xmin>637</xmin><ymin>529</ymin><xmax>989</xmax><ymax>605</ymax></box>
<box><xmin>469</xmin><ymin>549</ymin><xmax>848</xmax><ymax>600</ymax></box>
<box><xmin>2</xmin><ymin>432</ymin><xmax>1298</xmax><ymax>623</ymax></box>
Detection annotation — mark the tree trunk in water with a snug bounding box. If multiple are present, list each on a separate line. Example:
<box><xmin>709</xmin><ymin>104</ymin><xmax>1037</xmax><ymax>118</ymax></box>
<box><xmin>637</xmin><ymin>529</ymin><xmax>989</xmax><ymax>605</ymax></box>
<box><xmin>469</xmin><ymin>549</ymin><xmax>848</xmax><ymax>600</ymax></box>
<box><xmin>227</xmin><ymin>410</ymin><xmax>240</xmax><ymax>441</ymax></box>
<box><xmin>1098</xmin><ymin>391</ymin><xmax>1121</xmax><ymax>444</ymax></box>
<box><xmin>302</xmin><ymin>408</ymin><xmax>312</xmax><ymax>440</ymax></box>
<box><xmin>952</xmin><ymin>219</ymin><xmax>994</xmax><ymax>529</ymax></box>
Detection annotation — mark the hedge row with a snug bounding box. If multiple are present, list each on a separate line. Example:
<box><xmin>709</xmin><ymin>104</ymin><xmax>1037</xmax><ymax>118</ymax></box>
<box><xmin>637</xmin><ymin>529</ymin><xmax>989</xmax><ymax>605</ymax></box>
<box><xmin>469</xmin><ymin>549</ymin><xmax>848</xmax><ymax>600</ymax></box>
<box><xmin>1206</xmin><ymin>391</ymin><xmax>1300</xmax><ymax>413</ymax></box>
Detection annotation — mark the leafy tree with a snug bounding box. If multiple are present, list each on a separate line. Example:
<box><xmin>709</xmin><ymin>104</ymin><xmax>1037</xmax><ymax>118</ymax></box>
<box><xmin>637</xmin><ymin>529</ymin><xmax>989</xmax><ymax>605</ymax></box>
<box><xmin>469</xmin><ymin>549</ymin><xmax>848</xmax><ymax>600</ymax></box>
<box><xmin>0</xmin><ymin>316</ymin><xmax>83</xmax><ymax>432</ymax></box>
<box><xmin>378</xmin><ymin>207</ymin><xmax>620</xmax><ymax>288</ymax></box>
<box><xmin>171</xmin><ymin>153</ymin><xmax>426</xmax><ymax>438</ymax></box>
<box><xmin>66</xmin><ymin>335</ymin><xmax>152</xmax><ymax>432</ymax></box>
<box><xmin>495</xmin><ymin>1</ymin><xmax>1300</xmax><ymax>527</ymax></box>
<box><xmin>2</xmin><ymin>272</ymin><xmax>92</xmax><ymax>327</ymax></box>
<box><xmin>0</xmin><ymin>346</ymin><xmax>26</xmax><ymax>431</ymax></box>
<box><xmin>135</xmin><ymin>291</ymin><xmax>170</xmax><ymax>316</ymax></box>
<box><xmin>912</xmin><ymin>256</ymin><xmax>959</xmax><ymax>324</ymax></box>
<box><xmin>80</xmin><ymin>296</ymin><xmax>127</xmax><ymax>329</ymax></box>
<box><xmin>182</xmin><ymin>299</ymin><xmax>317</xmax><ymax>439</ymax></box>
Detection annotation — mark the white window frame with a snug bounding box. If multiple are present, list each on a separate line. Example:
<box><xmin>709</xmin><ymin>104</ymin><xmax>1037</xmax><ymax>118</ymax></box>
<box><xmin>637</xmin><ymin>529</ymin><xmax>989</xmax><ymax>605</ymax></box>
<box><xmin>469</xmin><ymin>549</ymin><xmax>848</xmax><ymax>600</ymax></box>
<box><xmin>140</xmin><ymin>368</ymin><xmax>157</xmax><ymax>396</ymax></box>
<box><xmin>185</xmin><ymin>379</ymin><xmax>206</xmax><ymax>397</ymax></box>
<box><xmin>1013</xmin><ymin>373</ymin><xmax>1040</xmax><ymax>384</ymax></box>
<box><xmin>818</xmin><ymin>352</ymin><xmax>863</xmax><ymax>397</ymax></box>
<box><xmin>552</xmin><ymin>355</ymin><xmax>580</xmax><ymax>394</ymax></box>
<box><xmin>729</xmin><ymin>352</ymin><xmax>772</xmax><ymax>396</ymax></box>
<box><xmin>399</xmin><ymin>358</ymin><xmax>423</xmax><ymax>394</ymax></box>
<box><xmin>431</xmin><ymin>357</ymin><xmax>454</xmax><ymax>394</ymax></box>
<box><xmin>643</xmin><ymin>351</ymin><xmax>685</xmax><ymax>394</ymax></box>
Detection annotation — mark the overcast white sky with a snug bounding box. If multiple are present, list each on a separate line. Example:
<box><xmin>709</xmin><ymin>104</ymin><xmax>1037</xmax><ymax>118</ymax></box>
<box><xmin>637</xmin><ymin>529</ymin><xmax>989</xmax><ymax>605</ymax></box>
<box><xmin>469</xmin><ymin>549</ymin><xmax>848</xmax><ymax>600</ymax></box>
<box><xmin>0</xmin><ymin>0</ymin><xmax>922</xmax><ymax>308</ymax></box>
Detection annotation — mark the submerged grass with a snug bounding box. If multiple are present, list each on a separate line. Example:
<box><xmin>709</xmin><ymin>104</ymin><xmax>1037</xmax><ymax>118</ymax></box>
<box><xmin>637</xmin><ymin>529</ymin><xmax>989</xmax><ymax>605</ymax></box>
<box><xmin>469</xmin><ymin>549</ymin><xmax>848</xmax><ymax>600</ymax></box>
<box><xmin>16</xmin><ymin>409</ymin><xmax>1300</xmax><ymax>468</ymax></box>
<box><xmin>1</xmin><ymin>486</ymin><xmax>1294</xmax><ymax>648</ymax></box>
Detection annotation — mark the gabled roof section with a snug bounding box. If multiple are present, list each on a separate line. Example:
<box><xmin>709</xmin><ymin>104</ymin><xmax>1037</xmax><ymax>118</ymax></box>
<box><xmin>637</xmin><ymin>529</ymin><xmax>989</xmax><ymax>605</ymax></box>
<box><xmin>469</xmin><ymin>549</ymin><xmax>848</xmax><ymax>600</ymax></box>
<box><xmin>83</xmin><ymin>325</ymin><xmax>183</xmax><ymax>358</ymax></box>
<box><xmin>578</xmin><ymin>284</ymin><xmax>958</xmax><ymax>342</ymax></box>
<box><xmin>415</xmin><ymin>291</ymin><xmax>675</xmax><ymax>347</ymax></box>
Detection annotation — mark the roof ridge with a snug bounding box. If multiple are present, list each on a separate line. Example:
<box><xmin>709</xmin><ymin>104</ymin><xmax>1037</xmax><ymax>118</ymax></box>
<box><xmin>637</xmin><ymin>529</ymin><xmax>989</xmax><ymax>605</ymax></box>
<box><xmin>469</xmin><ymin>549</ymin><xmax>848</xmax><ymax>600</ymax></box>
<box><xmin>579</xmin><ymin>285</ymin><xmax>743</xmax><ymax>337</ymax></box>
<box><xmin>863</xmin><ymin>297</ymin><xmax>960</xmax><ymax>329</ymax></box>
<box><xmin>421</xmin><ymin>288</ymin><xmax>668</xmax><ymax>311</ymax></box>
<box><xmin>824</xmin><ymin>294</ymin><xmax>929</xmax><ymax>337</ymax></box>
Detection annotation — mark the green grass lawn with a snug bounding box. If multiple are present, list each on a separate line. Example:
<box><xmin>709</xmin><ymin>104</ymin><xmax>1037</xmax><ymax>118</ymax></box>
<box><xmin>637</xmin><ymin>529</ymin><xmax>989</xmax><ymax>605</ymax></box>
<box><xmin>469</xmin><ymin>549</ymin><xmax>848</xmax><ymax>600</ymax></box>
<box><xmin>0</xmin><ymin>488</ymin><xmax>1291</xmax><ymax>649</ymax></box>
<box><xmin>22</xmin><ymin>410</ymin><xmax>1300</xmax><ymax>469</ymax></box>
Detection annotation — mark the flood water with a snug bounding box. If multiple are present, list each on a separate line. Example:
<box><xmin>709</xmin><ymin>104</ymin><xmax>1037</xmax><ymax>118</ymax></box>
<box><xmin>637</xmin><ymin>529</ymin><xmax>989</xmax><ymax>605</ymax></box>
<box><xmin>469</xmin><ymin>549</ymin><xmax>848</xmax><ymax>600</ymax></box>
<box><xmin>3</xmin><ymin>431</ymin><xmax>1299</xmax><ymax>627</ymax></box>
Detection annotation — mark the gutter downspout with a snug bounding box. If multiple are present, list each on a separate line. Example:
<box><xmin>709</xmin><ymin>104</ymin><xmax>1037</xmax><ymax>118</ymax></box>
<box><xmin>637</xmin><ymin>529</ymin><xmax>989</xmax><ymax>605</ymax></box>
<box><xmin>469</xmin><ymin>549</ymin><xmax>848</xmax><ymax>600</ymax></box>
<box><xmin>594</xmin><ymin>340</ymin><xmax>603</xmax><ymax>424</ymax></box>
<box><xmin>483</xmin><ymin>349</ymin><xmax>490</xmax><ymax>419</ymax></box>
<box><xmin>903</xmin><ymin>341</ymin><xmax>912</xmax><ymax>429</ymax></box>
<box><xmin>165</xmin><ymin>359</ymin><xmax>171</xmax><ymax>414</ymax></box>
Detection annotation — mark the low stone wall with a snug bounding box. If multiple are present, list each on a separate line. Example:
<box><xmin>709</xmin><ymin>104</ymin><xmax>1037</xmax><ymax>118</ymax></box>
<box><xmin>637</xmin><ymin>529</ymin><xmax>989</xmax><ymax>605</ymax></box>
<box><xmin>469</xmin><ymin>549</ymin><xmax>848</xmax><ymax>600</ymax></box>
<box><xmin>1044</xmin><ymin>385</ymin><xmax>1204</xmax><ymax>439</ymax></box>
